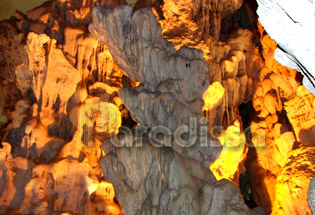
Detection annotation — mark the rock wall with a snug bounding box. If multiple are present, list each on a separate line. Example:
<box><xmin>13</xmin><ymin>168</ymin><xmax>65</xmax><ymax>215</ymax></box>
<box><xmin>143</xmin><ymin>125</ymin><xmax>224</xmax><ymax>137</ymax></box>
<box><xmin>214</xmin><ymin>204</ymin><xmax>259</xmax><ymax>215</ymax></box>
<box><xmin>246</xmin><ymin>23</ymin><xmax>315</xmax><ymax>215</ymax></box>
<box><xmin>0</xmin><ymin>1</ymin><xmax>127</xmax><ymax>214</ymax></box>
<box><xmin>0</xmin><ymin>0</ymin><xmax>315</xmax><ymax>215</ymax></box>
<box><xmin>88</xmin><ymin>2</ymin><xmax>262</xmax><ymax>214</ymax></box>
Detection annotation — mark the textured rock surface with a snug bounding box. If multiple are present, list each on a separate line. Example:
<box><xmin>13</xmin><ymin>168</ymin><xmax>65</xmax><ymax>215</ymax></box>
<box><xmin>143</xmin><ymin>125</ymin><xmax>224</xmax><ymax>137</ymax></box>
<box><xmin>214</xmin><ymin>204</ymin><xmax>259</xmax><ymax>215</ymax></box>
<box><xmin>88</xmin><ymin>2</ymin><xmax>263</xmax><ymax>187</ymax></box>
<box><xmin>272</xmin><ymin>146</ymin><xmax>315</xmax><ymax>214</ymax></box>
<box><xmin>308</xmin><ymin>176</ymin><xmax>315</xmax><ymax>213</ymax></box>
<box><xmin>257</xmin><ymin>0</ymin><xmax>315</xmax><ymax>95</ymax></box>
<box><xmin>89</xmin><ymin>6</ymin><xmax>209</xmax><ymax>132</ymax></box>
<box><xmin>0</xmin><ymin>1</ymin><xmax>127</xmax><ymax>213</ymax></box>
<box><xmin>89</xmin><ymin>4</ymin><xmax>262</xmax><ymax>130</ymax></box>
<box><xmin>210</xmin><ymin>120</ymin><xmax>247</xmax><ymax>185</ymax></box>
<box><xmin>245</xmin><ymin>23</ymin><xmax>315</xmax><ymax>215</ymax></box>
<box><xmin>0</xmin><ymin>142</ymin><xmax>122</xmax><ymax>214</ymax></box>
<box><xmin>88</xmin><ymin>3</ymin><xmax>264</xmax><ymax>214</ymax></box>
<box><xmin>1</xmin><ymin>0</ymin><xmax>315</xmax><ymax>215</ymax></box>
<box><xmin>159</xmin><ymin>0</ymin><xmax>243</xmax><ymax>43</ymax></box>
<box><xmin>102</xmin><ymin>136</ymin><xmax>254</xmax><ymax>215</ymax></box>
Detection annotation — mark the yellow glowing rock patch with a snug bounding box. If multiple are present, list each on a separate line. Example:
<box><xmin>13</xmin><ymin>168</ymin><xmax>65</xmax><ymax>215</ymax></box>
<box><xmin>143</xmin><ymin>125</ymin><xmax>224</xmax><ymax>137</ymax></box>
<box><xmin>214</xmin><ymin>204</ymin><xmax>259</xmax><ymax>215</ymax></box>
<box><xmin>202</xmin><ymin>81</ymin><xmax>225</xmax><ymax>111</ymax></box>
<box><xmin>210</xmin><ymin>120</ymin><xmax>247</xmax><ymax>184</ymax></box>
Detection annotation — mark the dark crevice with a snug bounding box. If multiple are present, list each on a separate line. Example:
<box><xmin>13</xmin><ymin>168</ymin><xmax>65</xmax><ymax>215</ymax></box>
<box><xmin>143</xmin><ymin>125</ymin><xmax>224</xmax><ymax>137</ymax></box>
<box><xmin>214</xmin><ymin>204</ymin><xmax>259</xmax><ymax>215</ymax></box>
<box><xmin>238</xmin><ymin>101</ymin><xmax>259</xmax><ymax>208</ymax></box>
<box><xmin>121</xmin><ymin>106</ymin><xmax>137</xmax><ymax>129</ymax></box>
<box><xmin>239</xmin><ymin>171</ymin><xmax>257</xmax><ymax>208</ymax></box>
<box><xmin>239</xmin><ymin>101</ymin><xmax>255</xmax><ymax>131</ymax></box>
<box><xmin>219</xmin><ymin>0</ymin><xmax>258</xmax><ymax>42</ymax></box>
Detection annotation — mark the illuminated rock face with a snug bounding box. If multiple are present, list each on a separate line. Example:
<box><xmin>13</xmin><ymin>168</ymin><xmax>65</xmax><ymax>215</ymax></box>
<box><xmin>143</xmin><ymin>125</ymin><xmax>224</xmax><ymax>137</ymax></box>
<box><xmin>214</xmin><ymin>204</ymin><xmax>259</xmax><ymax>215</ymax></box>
<box><xmin>246</xmin><ymin>23</ymin><xmax>315</xmax><ymax>215</ymax></box>
<box><xmin>0</xmin><ymin>142</ymin><xmax>122</xmax><ymax>215</ymax></box>
<box><xmin>257</xmin><ymin>0</ymin><xmax>315</xmax><ymax>95</ymax></box>
<box><xmin>1</xmin><ymin>0</ymin><xmax>315</xmax><ymax>215</ymax></box>
<box><xmin>89</xmin><ymin>1</ymin><xmax>259</xmax><ymax>173</ymax></box>
<box><xmin>210</xmin><ymin>120</ymin><xmax>247</xmax><ymax>184</ymax></box>
<box><xmin>159</xmin><ymin>0</ymin><xmax>243</xmax><ymax>43</ymax></box>
<box><xmin>0</xmin><ymin>1</ymin><xmax>126</xmax><ymax>213</ymax></box>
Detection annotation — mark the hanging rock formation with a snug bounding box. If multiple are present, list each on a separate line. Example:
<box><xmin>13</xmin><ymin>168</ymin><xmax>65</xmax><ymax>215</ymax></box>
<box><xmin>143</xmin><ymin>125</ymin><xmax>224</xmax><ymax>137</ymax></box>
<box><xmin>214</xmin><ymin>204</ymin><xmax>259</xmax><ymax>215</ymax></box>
<box><xmin>89</xmin><ymin>2</ymin><xmax>264</xmax><ymax>214</ymax></box>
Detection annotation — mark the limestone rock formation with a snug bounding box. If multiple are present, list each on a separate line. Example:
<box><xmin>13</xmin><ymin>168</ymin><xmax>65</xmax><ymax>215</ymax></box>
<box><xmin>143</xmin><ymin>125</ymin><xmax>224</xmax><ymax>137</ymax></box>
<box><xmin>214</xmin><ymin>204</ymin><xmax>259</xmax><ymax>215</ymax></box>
<box><xmin>159</xmin><ymin>0</ymin><xmax>243</xmax><ymax>44</ymax></box>
<box><xmin>88</xmin><ymin>2</ymin><xmax>262</xmax><ymax>185</ymax></box>
<box><xmin>101</xmin><ymin>136</ymin><xmax>254</xmax><ymax>215</ymax></box>
<box><xmin>0</xmin><ymin>1</ymin><xmax>126</xmax><ymax>213</ymax></box>
<box><xmin>88</xmin><ymin>3</ymin><xmax>262</xmax><ymax>131</ymax></box>
<box><xmin>210</xmin><ymin>120</ymin><xmax>248</xmax><ymax>185</ymax></box>
<box><xmin>246</xmin><ymin>23</ymin><xmax>315</xmax><ymax>215</ymax></box>
<box><xmin>89</xmin><ymin>3</ymin><xmax>264</xmax><ymax>214</ymax></box>
<box><xmin>257</xmin><ymin>0</ymin><xmax>315</xmax><ymax>95</ymax></box>
<box><xmin>0</xmin><ymin>142</ymin><xmax>122</xmax><ymax>215</ymax></box>
<box><xmin>89</xmin><ymin>6</ymin><xmax>209</xmax><ymax>131</ymax></box>
<box><xmin>272</xmin><ymin>146</ymin><xmax>315</xmax><ymax>214</ymax></box>
<box><xmin>1</xmin><ymin>0</ymin><xmax>315</xmax><ymax>215</ymax></box>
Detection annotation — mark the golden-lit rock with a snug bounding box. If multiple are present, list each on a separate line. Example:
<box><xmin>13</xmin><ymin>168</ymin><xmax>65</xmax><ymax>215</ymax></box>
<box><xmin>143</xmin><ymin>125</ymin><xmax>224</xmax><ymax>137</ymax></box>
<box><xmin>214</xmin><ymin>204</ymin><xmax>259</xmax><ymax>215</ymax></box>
<box><xmin>271</xmin><ymin>146</ymin><xmax>315</xmax><ymax>215</ymax></box>
<box><xmin>18</xmin><ymin>159</ymin><xmax>122</xmax><ymax>215</ymax></box>
<box><xmin>210</xmin><ymin>120</ymin><xmax>247</xmax><ymax>184</ymax></box>
<box><xmin>159</xmin><ymin>0</ymin><xmax>243</xmax><ymax>44</ymax></box>
<box><xmin>285</xmin><ymin>87</ymin><xmax>315</xmax><ymax>144</ymax></box>
<box><xmin>247</xmin><ymin>22</ymin><xmax>315</xmax><ymax>214</ymax></box>
<box><xmin>0</xmin><ymin>2</ymin><xmax>126</xmax><ymax>213</ymax></box>
<box><xmin>2</xmin><ymin>1</ymin><xmax>315</xmax><ymax>215</ymax></box>
<box><xmin>203</xmin><ymin>81</ymin><xmax>225</xmax><ymax>111</ymax></box>
<box><xmin>0</xmin><ymin>142</ymin><xmax>34</xmax><ymax>213</ymax></box>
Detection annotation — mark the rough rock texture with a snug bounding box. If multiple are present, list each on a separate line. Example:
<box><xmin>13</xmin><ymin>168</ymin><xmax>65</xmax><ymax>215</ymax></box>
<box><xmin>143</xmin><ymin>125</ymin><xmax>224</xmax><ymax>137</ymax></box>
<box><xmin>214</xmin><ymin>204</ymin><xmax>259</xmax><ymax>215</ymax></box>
<box><xmin>89</xmin><ymin>3</ymin><xmax>262</xmax><ymax>130</ymax></box>
<box><xmin>89</xmin><ymin>1</ymin><xmax>262</xmax><ymax>183</ymax></box>
<box><xmin>159</xmin><ymin>0</ymin><xmax>243</xmax><ymax>43</ymax></box>
<box><xmin>272</xmin><ymin>146</ymin><xmax>315</xmax><ymax>214</ymax></box>
<box><xmin>0</xmin><ymin>1</ymin><xmax>128</xmax><ymax>213</ymax></box>
<box><xmin>1</xmin><ymin>0</ymin><xmax>315</xmax><ymax>215</ymax></box>
<box><xmin>210</xmin><ymin>120</ymin><xmax>248</xmax><ymax>184</ymax></box>
<box><xmin>88</xmin><ymin>3</ymin><xmax>265</xmax><ymax>214</ymax></box>
<box><xmin>245</xmin><ymin>23</ymin><xmax>315</xmax><ymax>215</ymax></box>
<box><xmin>89</xmin><ymin>6</ymin><xmax>209</xmax><ymax>132</ymax></box>
<box><xmin>0</xmin><ymin>142</ymin><xmax>122</xmax><ymax>215</ymax></box>
<box><xmin>0</xmin><ymin>30</ymin><xmax>123</xmax><ymax>213</ymax></box>
<box><xmin>102</xmin><ymin>136</ymin><xmax>256</xmax><ymax>215</ymax></box>
<box><xmin>257</xmin><ymin>0</ymin><xmax>315</xmax><ymax>95</ymax></box>
<box><xmin>308</xmin><ymin>176</ymin><xmax>315</xmax><ymax>214</ymax></box>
